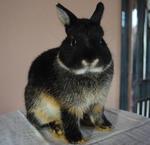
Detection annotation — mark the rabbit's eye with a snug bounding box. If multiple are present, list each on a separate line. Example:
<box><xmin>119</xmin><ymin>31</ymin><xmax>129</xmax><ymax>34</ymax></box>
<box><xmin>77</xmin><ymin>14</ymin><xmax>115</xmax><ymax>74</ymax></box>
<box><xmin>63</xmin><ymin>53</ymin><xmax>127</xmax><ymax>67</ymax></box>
<box><xmin>100</xmin><ymin>39</ymin><xmax>103</xmax><ymax>44</ymax></box>
<box><xmin>70</xmin><ymin>38</ymin><xmax>77</xmax><ymax>47</ymax></box>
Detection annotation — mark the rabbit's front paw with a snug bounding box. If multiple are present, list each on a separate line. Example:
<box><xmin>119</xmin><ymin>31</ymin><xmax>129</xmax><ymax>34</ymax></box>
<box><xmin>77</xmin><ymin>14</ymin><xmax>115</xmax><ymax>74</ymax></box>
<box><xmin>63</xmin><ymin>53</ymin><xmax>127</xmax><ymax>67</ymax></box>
<box><xmin>42</xmin><ymin>121</ymin><xmax>64</xmax><ymax>136</ymax></box>
<box><xmin>96</xmin><ymin>123</ymin><xmax>112</xmax><ymax>132</ymax></box>
<box><xmin>65</xmin><ymin>131</ymin><xmax>85</xmax><ymax>144</ymax></box>
<box><xmin>95</xmin><ymin>117</ymin><xmax>112</xmax><ymax>132</ymax></box>
<box><xmin>50</xmin><ymin>121</ymin><xmax>64</xmax><ymax>136</ymax></box>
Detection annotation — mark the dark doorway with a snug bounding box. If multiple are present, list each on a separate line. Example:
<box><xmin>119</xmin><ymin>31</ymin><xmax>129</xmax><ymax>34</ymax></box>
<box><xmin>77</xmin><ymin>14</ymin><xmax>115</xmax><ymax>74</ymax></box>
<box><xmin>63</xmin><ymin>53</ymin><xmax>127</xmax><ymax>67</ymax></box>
<box><xmin>120</xmin><ymin>0</ymin><xmax>150</xmax><ymax>117</ymax></box>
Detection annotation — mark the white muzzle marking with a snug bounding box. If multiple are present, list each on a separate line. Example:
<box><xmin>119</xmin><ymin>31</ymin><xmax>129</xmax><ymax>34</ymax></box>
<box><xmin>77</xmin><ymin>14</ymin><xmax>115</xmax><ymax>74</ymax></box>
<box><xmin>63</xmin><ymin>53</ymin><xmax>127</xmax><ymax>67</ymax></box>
<box><xmin>57</xmin><ymin>55</ymin><xmax>112</xmax><ymax>75</ymax></box>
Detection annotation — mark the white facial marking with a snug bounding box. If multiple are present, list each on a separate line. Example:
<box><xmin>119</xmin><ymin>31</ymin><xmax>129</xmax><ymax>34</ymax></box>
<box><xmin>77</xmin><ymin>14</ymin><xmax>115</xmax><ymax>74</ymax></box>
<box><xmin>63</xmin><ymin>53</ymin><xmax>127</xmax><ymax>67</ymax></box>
<box><xmin>81</xmin><ymin>60</ymin><xmax>89</xmax><ymax>67</ymax></box>
<box><xmin>72</xmin><ymin>67</ymin><xmax>104</xmax><ymax>75</ymax></box>
<box><xmin>73</xmin><ymin>60</ymin><xmax>112</xmax><ymax>75</ymax></box>
<box><xmin>73</xmin><ymin>68</ymin><xmax>88</xmax><ymax>75</ymax></box>
<box><xmin>56</xmin><ymin>54</ymin><xmax>71</xmax><ymax>72</ymax></box>
<box><xmin>89</xmin><ymin>67</ymin><xmax>103</xmax><ymax>73</ymax></box>
<box><xmin>103</xmin><ymin>60</ymin><xmax>113</xmax><ymax>72</ymax></box>
<box><xmin>57</xmin><ymin>54</ymin><xmax>112</xmax><ymax>75</ymax></box>
<box><xmin>82</xmin><ymin>58</ymin><xmax>99</xmax><ymax>67</ymax></box>
<box><xmin>91</xmin><ymin>58</ymin><xmax>99</xmax><ymax>67</ymax></box>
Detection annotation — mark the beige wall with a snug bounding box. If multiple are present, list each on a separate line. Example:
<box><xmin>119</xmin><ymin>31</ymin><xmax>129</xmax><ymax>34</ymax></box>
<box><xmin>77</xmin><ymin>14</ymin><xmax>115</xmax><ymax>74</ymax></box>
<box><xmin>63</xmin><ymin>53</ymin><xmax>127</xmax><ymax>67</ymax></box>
<box><xmin>0</xmin><ymin>0</ymin><xmax>121</xmax><ymax>114</ymax></box>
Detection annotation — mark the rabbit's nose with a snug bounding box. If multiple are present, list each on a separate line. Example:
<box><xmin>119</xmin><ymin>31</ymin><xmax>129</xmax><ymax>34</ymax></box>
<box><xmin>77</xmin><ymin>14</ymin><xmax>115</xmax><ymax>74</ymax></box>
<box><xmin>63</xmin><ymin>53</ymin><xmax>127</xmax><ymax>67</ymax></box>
<box><xmin>81</xmin><ymin>58</ymin><xmax>99</xmax><ymax>67</ymax></box>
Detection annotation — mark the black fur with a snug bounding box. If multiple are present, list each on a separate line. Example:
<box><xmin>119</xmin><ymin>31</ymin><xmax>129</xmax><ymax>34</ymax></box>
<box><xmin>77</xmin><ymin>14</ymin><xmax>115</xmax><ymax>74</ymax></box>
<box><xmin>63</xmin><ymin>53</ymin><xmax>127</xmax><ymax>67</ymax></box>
<box><xmin>61</xmin><ymin>108</ymin><xmax>83</xmax><ymax>144</ymax></box>
<box><xmin>100</xmin><ymin>113</ymin><xmax>112</xmax><ymax>128</ymax></box>
<box><xmin>80</xmin><ymin>113</ymin><xmax>95</xmax><ymax>127</ymax></box>
<box><xmin>25</xmin><ymin>2</ymin><xmax>114</xmax><ymax>144</ymax></box>
<box><xmin>59</xmin><ymin>19</ymin><xmax>111</xmax><ymax>70</ymax></box>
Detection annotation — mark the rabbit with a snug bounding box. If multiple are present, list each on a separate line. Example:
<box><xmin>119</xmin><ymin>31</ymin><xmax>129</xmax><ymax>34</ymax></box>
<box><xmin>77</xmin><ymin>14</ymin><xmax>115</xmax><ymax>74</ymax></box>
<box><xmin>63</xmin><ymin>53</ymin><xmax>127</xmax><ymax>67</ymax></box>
<box><xmin>25</xmin><ymin>2</ymin><xmax>114</xmax><ymax>144</ymax></box>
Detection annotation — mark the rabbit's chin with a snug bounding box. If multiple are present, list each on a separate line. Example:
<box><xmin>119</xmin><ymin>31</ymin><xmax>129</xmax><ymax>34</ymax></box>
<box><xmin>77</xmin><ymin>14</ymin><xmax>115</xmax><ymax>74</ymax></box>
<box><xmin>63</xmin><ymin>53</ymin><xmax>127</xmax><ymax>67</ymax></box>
<box><xmin>56</xmin><ymin>56</ymin><xmax>113</xmax><ymax>75</ymax></box>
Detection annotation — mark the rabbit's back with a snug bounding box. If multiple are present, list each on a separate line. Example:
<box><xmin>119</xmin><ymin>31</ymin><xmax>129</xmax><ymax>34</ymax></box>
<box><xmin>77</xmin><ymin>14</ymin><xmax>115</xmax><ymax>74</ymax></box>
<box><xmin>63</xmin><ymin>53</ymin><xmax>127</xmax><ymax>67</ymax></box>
<box><xmin>27</xmin><ymin>48</ymin><xmax>59</xmax><ymax>88</ymax></box>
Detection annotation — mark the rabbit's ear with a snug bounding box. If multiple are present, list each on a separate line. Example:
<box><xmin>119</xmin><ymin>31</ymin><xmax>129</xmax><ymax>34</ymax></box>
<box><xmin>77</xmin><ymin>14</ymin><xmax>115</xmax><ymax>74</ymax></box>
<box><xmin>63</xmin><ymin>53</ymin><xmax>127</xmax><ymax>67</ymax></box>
<box><xmin>56</xmin><ymin>3</ymin><xmax>77</xmax><ymax>26</ymax></box>
<box><xmin>90</xmin><ymin>2</ymin><xmax>104</xmax><ymax>24</ymax></box>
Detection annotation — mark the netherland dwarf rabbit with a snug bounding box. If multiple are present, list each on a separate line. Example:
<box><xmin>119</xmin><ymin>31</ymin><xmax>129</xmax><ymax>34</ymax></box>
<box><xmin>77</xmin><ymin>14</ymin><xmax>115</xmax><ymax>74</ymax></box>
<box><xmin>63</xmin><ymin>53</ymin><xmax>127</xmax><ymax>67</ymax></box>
<box><xmin>25</xmin><ymin>2</ymin><xmax>114</xmax><ymax>144</ymax></box>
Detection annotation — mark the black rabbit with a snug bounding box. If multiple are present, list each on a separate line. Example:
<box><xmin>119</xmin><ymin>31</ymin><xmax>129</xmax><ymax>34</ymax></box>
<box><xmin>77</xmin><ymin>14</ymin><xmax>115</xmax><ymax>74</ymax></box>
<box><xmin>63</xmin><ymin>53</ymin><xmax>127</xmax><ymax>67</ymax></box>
<box><xmin>25</xmin><ymin>2</ymin><xmax>114</xmax><ymax>144</ymax></box>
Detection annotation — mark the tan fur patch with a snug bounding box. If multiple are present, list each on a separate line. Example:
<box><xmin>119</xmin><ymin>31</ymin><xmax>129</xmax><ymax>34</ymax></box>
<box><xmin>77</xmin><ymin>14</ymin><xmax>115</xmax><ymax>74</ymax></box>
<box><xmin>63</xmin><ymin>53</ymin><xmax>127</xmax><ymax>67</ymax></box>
<box><xmin>96</xmin><ymin>126</ymin><xmax>112</xmax><ymax>132</ymax></box>
<box><xmin>68</xmin><ymin>106</ymin><xmax>87</xmax><ymax>119</ymax></box>
<box><xmin>48</xmin><ymin>127</ymin><xmax>87</xmax><ymax>144</ymax></box>
<box><xmin>92</xmin><ymin>104</ymin><xmax>103</xmax><ymax>113</ymax></box>
<box><xmin>30</xmin><ymin>92</ymin><xmax>61</xmax><ymax>124</ymax></box>
<box><xmin>47</xmin><ymin>128</ymin><xmax>68</xmax><ymax>144</ymax></box>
